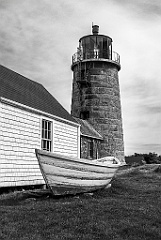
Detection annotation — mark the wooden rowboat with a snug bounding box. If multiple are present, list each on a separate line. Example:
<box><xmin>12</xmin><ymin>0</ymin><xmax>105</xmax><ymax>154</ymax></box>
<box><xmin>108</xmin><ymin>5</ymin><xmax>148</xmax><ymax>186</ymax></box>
<box><xmin>35</xmin><ymin>149</ymin><xmax>121</xmax><ymax>195</ymax></box>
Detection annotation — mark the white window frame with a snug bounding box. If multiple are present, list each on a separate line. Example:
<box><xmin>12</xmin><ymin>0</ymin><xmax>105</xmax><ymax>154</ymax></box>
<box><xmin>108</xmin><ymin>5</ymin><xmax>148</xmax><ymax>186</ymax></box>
<box><xmin>41</xmin><ymin>119</ymin><xmax>53</xmax><ymax>152</ymax></box>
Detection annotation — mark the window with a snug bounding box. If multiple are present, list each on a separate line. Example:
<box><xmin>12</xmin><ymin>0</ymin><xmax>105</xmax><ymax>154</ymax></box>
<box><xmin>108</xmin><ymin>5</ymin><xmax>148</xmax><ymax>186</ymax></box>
<box><xmin>88</xmin><ymin>140</ymin><xmax>94</xmax><ymax>159</ymax></box>
<box><xmin>81</xmin><ymin>69</ymin><xmax>85</xmax><ymax>80</ymax></box>
<box><xmin>80</xmin><ymin>111</ymin><xmax>89</xmax><ymax>120</ymax></box>
<box><xmin>41</xmin><ymin>119</ymin><xmax>52</xmax><ymax>151</ymax></box>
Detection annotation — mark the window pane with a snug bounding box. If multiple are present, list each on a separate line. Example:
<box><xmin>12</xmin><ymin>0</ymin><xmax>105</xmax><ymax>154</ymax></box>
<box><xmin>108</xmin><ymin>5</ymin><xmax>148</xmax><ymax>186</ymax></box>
<box><xmin>48</xmin><ymin>130</ymin><xmax>51</xmax><ymax>140</ymax></box>
<box><xmin>45</xmin><ymin>121</ymin><xmax>47</xmax><ymax>130</ymax></box>
<box><xmin>48</xmin><ymin>121</ymin><xmax>51</xmax><ymax>131</ymax></box>
<box><xmin>46</xmin><ymin>141</ymin><xmax>48</xmax><ymax>151</ymax></box>
<box><xmin>41</xmin><ymin>140</ymin><xmax>45</xmax><ymax>150</ymax></box>
<box><xmin>44</xmin><ymin>129</ymin><xmax>47</xmax><ymax>139</ymax></box>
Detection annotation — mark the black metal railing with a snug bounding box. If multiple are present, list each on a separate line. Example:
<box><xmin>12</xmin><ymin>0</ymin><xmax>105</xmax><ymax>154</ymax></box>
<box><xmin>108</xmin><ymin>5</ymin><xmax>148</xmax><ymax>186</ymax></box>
<box><xmin>72</xmin><ymin>50</ymin><xmax>120</xmax><ymax>65</ymax></box>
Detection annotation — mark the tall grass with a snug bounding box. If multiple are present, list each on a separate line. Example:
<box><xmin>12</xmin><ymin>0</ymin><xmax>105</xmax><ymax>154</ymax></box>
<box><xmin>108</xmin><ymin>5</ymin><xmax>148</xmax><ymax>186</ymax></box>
<box><xmin>0</xmin><ymin>165</ymin><xmax>161</xmax><ymax>240</ymax></box>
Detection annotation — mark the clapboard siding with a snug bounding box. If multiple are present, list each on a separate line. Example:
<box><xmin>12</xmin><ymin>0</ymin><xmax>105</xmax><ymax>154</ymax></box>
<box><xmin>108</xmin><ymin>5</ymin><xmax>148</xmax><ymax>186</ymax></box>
<box><xmin>0</xmin><ymin>102</ymin><xmax>45</xmax><ymax>187</ymax></box>
<box><xmin>0</xmin><ymin>101</ymin><xmax>79</xmax><ymax>188</ymax></box>
<box><xmin>53</xmin><ymin>121</ymin><xmax>78</xmax><ymax>157</ymax></box>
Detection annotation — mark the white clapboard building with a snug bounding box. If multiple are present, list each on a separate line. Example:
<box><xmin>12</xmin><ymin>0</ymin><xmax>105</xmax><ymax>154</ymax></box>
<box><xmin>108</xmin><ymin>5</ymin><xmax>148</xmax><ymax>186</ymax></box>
<box><xmin>0</xmin><ymin>65</ymin><xmax>80</xmax><ymax>188</ymax></box>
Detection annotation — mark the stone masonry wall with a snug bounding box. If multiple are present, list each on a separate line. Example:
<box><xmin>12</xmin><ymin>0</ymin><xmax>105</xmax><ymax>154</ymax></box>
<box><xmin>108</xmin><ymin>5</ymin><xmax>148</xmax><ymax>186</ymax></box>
<box><xmin>71</xmin><ymin>61</ymin><xmax>124</xmax><ymax>162</ymax></box>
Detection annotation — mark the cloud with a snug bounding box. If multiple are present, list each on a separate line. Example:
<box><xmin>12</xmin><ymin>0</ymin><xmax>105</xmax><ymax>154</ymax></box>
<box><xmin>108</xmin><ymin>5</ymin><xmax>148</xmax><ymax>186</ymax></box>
<box><xmin>0</xmin><ymin>0</ymin><xmax>161</xmax><ymax>155</ymax></box>
<box><xmin>112</xmin><ymin>0</ymin><xmax>161</xmax><ymax>19</ymax></box>
<box><xmin>126</xmin><ymin>143</ymin><xmax>161</xmax><ymax>155</ymax></box>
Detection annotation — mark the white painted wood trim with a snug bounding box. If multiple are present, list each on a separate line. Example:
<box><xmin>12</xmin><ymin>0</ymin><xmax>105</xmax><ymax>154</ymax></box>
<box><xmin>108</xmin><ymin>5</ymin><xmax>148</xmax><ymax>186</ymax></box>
<box><xmin>0</xmin><ymin>97</ymin><xmax>80</xmax><ymax>128</ymax></box>
<box><xmin>40</xmin><ymin>116</ymin><xmax>54</xmax><ymax>152</ymax></box>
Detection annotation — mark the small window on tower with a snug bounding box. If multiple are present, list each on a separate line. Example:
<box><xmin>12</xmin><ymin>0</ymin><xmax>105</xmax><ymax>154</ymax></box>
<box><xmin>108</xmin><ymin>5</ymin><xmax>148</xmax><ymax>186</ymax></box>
<box><xmin>80</xmin><ymin>111</ymin><xmax>89</xmax><ymax>120</ymax></box>
<box><xmin>81</xmin><ymin>69</ymin><xmax>85</xmax><ymax>79</ymax></box>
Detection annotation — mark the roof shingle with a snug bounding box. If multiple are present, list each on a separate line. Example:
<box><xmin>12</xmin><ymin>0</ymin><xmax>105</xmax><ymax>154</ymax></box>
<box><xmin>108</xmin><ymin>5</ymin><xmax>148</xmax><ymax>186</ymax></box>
<box><xmin>74</xmin><ymin>117</ymin><xmax>103</xmax><ymax>140</ymax></box>
<box><xmin>0</xmin><ymin>65</ymin><xmax>76</xmax><ymax>123</ymax></box>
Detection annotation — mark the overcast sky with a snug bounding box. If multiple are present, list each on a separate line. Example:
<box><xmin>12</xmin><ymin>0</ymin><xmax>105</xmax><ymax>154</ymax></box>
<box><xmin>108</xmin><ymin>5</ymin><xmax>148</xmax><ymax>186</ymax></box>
<box><xmin>0</xmin><ymin>0</ymin><xmax>161</xmax><ymax>155</ymax></box>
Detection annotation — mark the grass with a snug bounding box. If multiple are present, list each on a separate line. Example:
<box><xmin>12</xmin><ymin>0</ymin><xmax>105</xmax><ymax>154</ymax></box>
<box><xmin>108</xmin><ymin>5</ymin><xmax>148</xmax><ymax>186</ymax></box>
<box><xmin>0</xmin><ymin>164</ymin><xmax>161</xmax><ymax>240</ymax></box>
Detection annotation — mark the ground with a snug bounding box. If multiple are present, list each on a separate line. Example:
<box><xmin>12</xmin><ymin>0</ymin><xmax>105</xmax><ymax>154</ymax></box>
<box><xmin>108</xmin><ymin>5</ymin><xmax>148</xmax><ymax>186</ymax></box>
<box><xmin>0</xmin><ymin>164</ymin><xmax>161</xmax><ymax>240</ymax></box>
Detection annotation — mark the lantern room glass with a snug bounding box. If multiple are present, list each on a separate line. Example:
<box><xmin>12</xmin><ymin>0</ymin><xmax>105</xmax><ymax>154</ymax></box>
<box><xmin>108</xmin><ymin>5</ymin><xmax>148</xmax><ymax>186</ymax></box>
<box><xmin>79</xmin><ymin>35</ymin><xmax>112</xmax><ymax>60</ymax></box>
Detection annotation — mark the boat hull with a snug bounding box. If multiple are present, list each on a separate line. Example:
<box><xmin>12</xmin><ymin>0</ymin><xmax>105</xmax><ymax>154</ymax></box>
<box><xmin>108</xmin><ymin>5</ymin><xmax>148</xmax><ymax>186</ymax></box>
<box><xmin>35</xmin><ymin>149</ymin><xmax>120</xmax><ymax>195</ymax></box>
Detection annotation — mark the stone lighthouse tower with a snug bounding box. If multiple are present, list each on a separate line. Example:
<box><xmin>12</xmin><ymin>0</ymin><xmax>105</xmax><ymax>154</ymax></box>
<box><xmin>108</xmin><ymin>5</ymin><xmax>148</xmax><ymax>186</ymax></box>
<box><xmin>71</xmin><ymin>25</ymin><xmax>124</xmax><ymax>162</ymax></box>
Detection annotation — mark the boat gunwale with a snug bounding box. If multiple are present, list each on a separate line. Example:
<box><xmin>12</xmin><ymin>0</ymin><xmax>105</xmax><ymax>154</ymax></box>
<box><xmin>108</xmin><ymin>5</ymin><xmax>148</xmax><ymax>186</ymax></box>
<box><xmin>35</xmin><ymin>149</ymin><xmax>121</xmax><ymax>169</ymax></box>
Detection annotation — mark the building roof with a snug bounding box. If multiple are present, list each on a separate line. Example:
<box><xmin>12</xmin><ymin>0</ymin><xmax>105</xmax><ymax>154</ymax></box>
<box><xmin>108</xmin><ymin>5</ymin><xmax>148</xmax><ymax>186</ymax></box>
<box><xmin>74</xmin><ymin>117</ymin><xmax>103</xmax><ymax>140</ymax></box>
<box><xmin>0</xmin><ymin>65</ymin><xmax>76</xmax><ymax>124</ymax></box>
